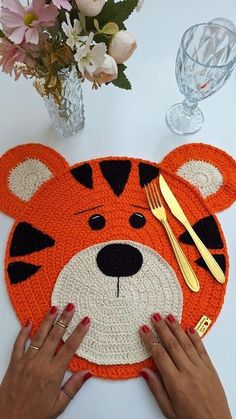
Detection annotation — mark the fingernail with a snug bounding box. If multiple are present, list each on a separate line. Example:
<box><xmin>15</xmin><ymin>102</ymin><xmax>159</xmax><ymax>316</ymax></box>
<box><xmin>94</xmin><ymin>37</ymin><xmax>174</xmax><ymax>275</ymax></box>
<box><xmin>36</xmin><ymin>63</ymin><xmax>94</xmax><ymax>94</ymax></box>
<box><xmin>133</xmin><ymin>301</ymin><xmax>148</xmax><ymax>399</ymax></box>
<box><xmin>82</xmin><ymin>316</ymin><xmax>90</xmax><ymax>326</ymax></box>
<box><xmin>167</xmin><ymin>314</ymin><xmax>175</xmax><ymax>323</ymax></box>
<box><xmin>140</xmin><ymin>371</ymin><xmax>149</xmax><ymax>380</ymax></box>
<box><xmin>141</xmin><ymin>325</ymin><xmax>150</xmax><ymax>333</ymax></box>
<box><xmin>50</xmin><ymin>306</ymin><xmax>57</xmax><ymax>315</ymax></box>
<box><xmin>83</xmin><ymin>372</ymin><xmax>92</xmax><ymax>382</ymax></box>
<box><xmin>66</xmin><ymin>303</ymin><xmax>74</xmax><ymax>312</ymax></box>
<box><xmin>152</xmin><ymin>313</ymin><xmax>161</xmax><ymax>322</ymax></box>
<box><xmin>189</xmin><ymin>326</ymin><xmax>195</xmax><ymax>334</ymax></box>
<box><xmin>25</xmin><ymin>319</ymin><xmax>31</xmax><ymax>327</ymax></box>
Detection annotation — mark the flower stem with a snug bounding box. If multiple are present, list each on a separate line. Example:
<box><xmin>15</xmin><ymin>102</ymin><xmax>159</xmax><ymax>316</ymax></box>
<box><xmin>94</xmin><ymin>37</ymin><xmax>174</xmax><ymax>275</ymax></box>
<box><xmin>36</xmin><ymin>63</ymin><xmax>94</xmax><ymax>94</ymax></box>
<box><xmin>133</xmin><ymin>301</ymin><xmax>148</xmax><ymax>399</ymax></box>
<box><xmin>79</xmin><ymin>12</ymin><xmax>88</xmax><ymax>35</ymax></box>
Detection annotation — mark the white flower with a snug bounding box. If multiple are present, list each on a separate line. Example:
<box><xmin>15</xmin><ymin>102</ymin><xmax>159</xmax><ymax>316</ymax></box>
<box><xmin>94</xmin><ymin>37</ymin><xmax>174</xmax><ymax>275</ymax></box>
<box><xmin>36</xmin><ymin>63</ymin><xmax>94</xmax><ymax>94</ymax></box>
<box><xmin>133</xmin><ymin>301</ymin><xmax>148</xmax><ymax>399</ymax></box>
<box><xmin>108</xmin><ymin>30</ymin><xmax>137</xmax><ymax>64</ymax></box>
<box><xmin>74</xmin><ymin>32</ymin><xmax>107</xmax><ymax>76</ymax></box>
<box><xmin>136</xmin><ymin>0</ymin><xmax>144</xmax><ymax>12</ymax></box>
<box><xmin>75</xmin><ymin>0</ymin><xmax>106</xmax><ymax>17</ymax></box>
<box><xmin>62</xmin><ymin>12</ymin><xmax>82</xmax><ymax>50</ymax></box>
<box><xmin>85</xmin><ymin>54</ymin><xmax>118</xmax><ymax>84</ymax></box>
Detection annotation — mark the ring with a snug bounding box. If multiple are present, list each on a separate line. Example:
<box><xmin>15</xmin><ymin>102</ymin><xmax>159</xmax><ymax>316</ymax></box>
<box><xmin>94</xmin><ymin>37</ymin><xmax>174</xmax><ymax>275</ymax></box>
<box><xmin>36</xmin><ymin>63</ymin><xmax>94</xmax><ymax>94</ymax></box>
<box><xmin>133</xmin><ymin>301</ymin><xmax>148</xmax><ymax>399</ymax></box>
<box><xmin>55</xmin><ymin>320</ymin><xmax>68</xmax><ymax>329</ymax></box>
<box><xmin>149</xmin><ymin>341</ymin><xmax>159</xmax><ymax>351</ymax></box>
<box><xmin>29</xmin><ymin>344</ymin><xmax>40</xmax><ymax>351</ymax></box>
<box><xmin>62</xmin><ymin>388</ymin><xmax>74</xmax><ymax>400</ymax></box>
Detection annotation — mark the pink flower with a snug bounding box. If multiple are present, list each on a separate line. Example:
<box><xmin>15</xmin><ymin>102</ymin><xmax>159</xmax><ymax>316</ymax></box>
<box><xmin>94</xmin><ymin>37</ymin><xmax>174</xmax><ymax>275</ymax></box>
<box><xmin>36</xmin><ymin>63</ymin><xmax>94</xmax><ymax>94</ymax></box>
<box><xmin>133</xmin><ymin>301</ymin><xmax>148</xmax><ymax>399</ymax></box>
<box><xmin>52</xmin><ymin>0</ymin><xmax>72</xmax><ymax>11</ymax></box>
<box><xmin>0</xmin><ymin>38</ymin><xmax>33</xmax><ymax>79</ymax></box>
<box><xmin>0</xmin><ymin>0</ymin><xmax>58</xmax><ymax>45</ymax></box>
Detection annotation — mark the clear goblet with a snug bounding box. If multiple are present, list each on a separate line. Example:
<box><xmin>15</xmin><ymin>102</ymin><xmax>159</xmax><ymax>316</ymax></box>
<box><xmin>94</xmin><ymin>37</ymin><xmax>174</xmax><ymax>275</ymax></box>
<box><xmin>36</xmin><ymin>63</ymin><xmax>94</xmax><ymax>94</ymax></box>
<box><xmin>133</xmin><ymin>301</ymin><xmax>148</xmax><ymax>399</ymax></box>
<box><xmin>166</xmin><ymin>23</ymin><xmax>236</xmax><ymax>135</ymax></box>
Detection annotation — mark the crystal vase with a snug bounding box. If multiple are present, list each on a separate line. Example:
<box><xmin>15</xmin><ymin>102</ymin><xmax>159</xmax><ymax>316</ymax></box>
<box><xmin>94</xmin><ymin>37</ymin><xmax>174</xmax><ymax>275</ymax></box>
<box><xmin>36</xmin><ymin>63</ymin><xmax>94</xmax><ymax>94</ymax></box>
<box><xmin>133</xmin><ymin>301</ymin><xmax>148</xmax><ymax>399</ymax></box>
<box><xmin>43</xmin><ymin>66</ymin><xmax>85</xmax><ymax>137</ymax></box>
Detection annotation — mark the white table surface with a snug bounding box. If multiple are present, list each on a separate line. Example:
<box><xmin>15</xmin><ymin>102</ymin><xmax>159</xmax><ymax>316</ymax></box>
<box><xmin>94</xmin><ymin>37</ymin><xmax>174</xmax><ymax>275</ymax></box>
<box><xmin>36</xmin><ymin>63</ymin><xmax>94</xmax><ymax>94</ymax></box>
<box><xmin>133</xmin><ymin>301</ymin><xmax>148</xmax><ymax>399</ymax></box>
<box><xmin>0</xmin><ymin>1</ymin><xmax>236</xmax><ymax>418</ymax></box>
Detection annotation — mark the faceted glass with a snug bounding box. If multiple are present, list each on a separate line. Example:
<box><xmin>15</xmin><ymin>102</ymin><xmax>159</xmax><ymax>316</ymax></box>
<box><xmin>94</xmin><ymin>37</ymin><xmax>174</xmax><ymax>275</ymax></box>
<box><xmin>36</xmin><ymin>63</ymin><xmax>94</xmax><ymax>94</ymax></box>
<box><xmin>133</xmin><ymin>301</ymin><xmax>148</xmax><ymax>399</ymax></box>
<box><xmin>166</xmin><ymin>23</ymin><xmax>236</xmax><ymax>135</ymax></box>
<box><xmin>44</xmin><ymin>66</ymin><xmax>85</xmax><ymax>138</ymax></box>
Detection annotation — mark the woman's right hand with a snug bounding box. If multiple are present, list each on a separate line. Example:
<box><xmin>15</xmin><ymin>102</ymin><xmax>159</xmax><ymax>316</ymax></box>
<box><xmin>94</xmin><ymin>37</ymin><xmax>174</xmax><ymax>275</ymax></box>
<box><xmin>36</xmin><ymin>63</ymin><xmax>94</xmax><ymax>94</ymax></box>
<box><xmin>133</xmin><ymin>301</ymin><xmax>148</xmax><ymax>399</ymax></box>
<box><xmin>0</xmin><ymin>303</ymin><xmax>91</xmax><ymax>419</ymax></box>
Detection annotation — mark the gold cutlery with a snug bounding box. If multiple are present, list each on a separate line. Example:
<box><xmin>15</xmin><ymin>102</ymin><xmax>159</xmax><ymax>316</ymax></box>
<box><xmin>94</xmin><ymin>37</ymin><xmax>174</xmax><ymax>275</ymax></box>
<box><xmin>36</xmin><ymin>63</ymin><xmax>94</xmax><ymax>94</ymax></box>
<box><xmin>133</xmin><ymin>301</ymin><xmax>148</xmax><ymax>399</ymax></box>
<box><xmin>145</xmin><ymin>182</ymin><xmax>200</xmax><ymax>293</ymax></box>
<box><xmin>159</xmin><ymin>174</ymin><xmax>225</xmax><ymax>284</ymax></box>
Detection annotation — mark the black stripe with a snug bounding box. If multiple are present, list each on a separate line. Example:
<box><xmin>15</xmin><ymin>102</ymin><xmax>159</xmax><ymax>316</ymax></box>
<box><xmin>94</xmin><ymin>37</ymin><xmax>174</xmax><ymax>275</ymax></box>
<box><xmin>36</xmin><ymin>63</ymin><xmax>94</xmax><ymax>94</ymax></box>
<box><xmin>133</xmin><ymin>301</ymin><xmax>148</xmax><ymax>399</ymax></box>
<box><xmin>196</xmin><ymin>254</ymin><xmax>226</xmax><ymax>273</ymax></box>
<box><xmin>70</xmin><ymin>164</ymin><xmax>93</xmax><ymax>189</ymax></box>
<box><xmin>100</xmin><ymin>160</ymin><xmax>131</xmax><ymax>196</ymax></box>
<box><xmin>10</xmin><ymin>222</ymin><xmax>55</xmax><ymax>257</ymax></box>
<box><xmin>8</xmin><ymin>262</ymin><xmax>41</xmax><ymax>284</ymax></box>
<box><xmin>179</xmin><ymin>216</ymin><xmax>223</xmax><ymax>249</ymax></box>
<box><xmin>139</xmin><ymin>163</ymin><xmax>159</xmax><ymax>187</ymax></box>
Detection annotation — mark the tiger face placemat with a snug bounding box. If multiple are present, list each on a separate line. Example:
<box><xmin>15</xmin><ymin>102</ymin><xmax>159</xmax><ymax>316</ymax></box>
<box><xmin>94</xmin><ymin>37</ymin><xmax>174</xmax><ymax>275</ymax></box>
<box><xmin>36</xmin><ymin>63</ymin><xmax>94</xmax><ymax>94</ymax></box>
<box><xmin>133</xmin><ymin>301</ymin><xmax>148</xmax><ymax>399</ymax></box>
<box><xmin>0</xmin><ymin>143</ymin><xmax>235</xmax><ymax>379</ymax></box>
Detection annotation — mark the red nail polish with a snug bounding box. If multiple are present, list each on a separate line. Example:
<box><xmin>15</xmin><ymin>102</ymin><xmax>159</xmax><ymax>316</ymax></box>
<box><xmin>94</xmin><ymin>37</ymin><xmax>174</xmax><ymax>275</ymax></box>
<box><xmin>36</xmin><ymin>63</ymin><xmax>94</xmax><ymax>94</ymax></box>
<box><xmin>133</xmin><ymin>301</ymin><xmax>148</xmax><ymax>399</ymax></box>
<box><xmin>153</xmin><ymin>313</ymin><xmax>161</xmax><ymax>322</ymax></box>
<box><xmin>66</xmin><ymin>303</ymin><xmax>74</xmax><ymax>312</ymax></box>
<box><xmin>25</xmin><ymin>319</ymin><xmax>31</xmax><ymax>327</ymax></box>
<box><xmin>140</xmin><ymin>371</ymin><xmax>149</xmax><ymax>380</ymax></box>
<box><xmin>167</xmin><ymin>314</ymin><xmax>175</xmax><ymax>323</ymax></box>
<box><xmin>82</xmin><ymin>316</ymin><xmax>90</xmax><ymax>326</ymax></box>
<box><xmin>50</xmin><ymin>306</ymin><xmax>57</xmax><ymax>315</ymax></box>
<box><xmin>141</xmin><ymin>325</ymin><xmax>150</xmax><ymax>333</ymax></box>
<box><xmin>83</xmin><ymin>372</ymin><xmax>92</xmax><ymax>382</ymax></box>
<box><xmin>189</xmin><ymin>326</ymin><xmax>195</xmax><ymax>334</ymax></box>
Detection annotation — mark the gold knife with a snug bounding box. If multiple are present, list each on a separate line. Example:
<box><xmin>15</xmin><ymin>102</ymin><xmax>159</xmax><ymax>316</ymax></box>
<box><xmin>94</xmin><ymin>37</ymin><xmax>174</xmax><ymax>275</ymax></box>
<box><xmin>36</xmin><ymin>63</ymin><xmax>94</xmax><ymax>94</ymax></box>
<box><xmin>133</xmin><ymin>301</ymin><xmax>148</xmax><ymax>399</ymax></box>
<box><xmin>159</xmin><ymin>174</ymin><xmax>225</xmax><ymax>284</ymax></box>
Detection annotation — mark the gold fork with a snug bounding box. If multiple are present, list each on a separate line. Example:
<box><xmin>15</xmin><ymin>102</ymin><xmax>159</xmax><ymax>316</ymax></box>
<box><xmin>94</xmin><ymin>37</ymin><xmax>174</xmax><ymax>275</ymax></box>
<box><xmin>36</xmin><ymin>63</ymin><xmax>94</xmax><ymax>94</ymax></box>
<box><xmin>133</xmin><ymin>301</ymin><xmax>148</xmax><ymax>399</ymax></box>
<box><xmin>145</xmin><ymin>182</ymin><xmax>200</xmax><ymax>293</ymax></box>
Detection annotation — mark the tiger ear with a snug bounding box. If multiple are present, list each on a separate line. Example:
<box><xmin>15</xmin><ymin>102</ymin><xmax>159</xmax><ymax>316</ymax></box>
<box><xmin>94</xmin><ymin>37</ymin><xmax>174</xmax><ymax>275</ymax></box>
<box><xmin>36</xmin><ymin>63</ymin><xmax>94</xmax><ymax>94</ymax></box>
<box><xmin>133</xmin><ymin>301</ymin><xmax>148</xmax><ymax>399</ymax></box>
<box><xmin>160</xmin><ymin>143</ymin><xmax>236</xmax><ymax>212</ymax></box>
<box><xmin>0</xmin><ymin>143</ymin><xmax>68</xmax><ymax>219</ymax></box>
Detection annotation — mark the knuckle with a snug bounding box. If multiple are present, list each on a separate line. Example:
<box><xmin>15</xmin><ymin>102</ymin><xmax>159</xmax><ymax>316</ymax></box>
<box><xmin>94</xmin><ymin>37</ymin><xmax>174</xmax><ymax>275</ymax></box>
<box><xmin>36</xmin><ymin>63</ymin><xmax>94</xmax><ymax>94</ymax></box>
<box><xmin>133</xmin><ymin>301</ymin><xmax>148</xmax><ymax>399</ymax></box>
<box><xmin>155</xmin><ymin>321</ymin><xmax>167</xmax><ymax>332</ymax></box>
<box><xmin>64</xmin><ymin>339</ymin><xmax>76</xmax><ymax>353</ymax></box>
<box><xmin>25</xmin><ymin>360</ymin><xmax>40</xmax><ymax>377</ymax></box>
<box><xmin>153</xmin><ymin>343</ymin><xmax>166</xmax><ymax>357</ymax></box>
<box><xmin>181</xmin><ymin>340</ymin><xmax>193</xmax><ymax>352</ymax></box>
<box><xmin>166</xmin><ymin>338</ymin><xmax>179</xmax><ymax>352</ymax></box>
<box><xmin>31</xmin><ymin>333</ymin><xmax>42</xmax><ymax>346</ymax></box>
<box><xmin>197</xmin><ymin>344</ymin><xmax>208</xmax><ymax>357</ymax></box>
<box><xmin>49</xmin><ymin>330</ymin><xmax>60</xmax><ymax>342</ymax></box>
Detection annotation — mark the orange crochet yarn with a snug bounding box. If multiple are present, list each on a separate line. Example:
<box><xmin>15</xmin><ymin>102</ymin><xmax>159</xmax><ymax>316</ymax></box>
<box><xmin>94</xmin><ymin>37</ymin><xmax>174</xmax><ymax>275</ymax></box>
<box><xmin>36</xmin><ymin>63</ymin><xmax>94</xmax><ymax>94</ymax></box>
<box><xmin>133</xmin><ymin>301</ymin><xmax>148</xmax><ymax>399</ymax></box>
<box><xmin>0</xmin><ymin>142</ymin><xmax>235</xmax><ymax>380</ymax></box>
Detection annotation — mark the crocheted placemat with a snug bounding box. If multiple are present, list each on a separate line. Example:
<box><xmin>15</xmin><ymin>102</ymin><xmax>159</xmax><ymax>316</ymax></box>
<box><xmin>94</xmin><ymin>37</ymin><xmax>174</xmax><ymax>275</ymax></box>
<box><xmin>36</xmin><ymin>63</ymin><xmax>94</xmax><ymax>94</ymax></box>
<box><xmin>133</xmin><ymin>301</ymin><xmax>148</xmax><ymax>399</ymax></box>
<box><xmin>0</xmin><ymin>143</ymin><xmax>235</xmax><ymax>379</ymax></box>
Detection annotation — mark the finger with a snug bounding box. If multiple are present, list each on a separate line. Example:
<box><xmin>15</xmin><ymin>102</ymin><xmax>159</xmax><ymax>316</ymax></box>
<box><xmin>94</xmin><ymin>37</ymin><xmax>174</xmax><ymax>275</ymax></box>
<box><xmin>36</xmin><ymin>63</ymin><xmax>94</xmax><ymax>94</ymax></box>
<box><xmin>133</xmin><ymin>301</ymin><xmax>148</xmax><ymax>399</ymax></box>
<box><xmin>140</xmin><ymin>369</ymin><xmax>177</xmax><ymax>419</ymax></box>
<box><xmin>42</xmin><ymin>303</ymin><xmax>76</xmax><ymax>358</ymax></box>
<box><xmin>55</xmin><ymin>316</ymin><xmax>90</xmax><ymax>369</ymax></box>
<box><xmin>163</xmin><ymin>315</ymin><xmax>202</xmax><ymax>367</ymax></box>
<box><xmin>187</xmin><ymin>326</ymin><xmax>214</xmax><ymax>369</ymax></box>
<box><xmin>151</xmin><ymin>313</ymin><xmax>190</xmax><ymax>371</ymax></box>
<box><xmin>26</xmin><ymin>306</ymin><xmax>59</xmax><ymax>359</ymax></box>
<box><xmin>139</xmin><ymin>324</ymin><xmax>177</xmax><ymax>382</ymax></box>
<box><xmin>11</xmin><ymin>320</ymin><xmax>33</xmax><ymax>362</ymax></box>
<box><xmin>54</xmin><ymin>371</ymin><xmax>92</xmax><ymax>416</ymax></box>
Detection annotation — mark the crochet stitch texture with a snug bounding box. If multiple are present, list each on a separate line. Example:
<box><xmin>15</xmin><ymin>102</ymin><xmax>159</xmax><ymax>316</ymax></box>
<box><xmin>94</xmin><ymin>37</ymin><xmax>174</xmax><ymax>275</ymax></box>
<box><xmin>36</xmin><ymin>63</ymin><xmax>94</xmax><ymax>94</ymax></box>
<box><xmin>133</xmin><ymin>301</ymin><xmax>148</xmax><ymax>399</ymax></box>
<box><xmin>0</xmin><ymin>142</ymin><xmax>235</xmax><ymax>379</ymax></box>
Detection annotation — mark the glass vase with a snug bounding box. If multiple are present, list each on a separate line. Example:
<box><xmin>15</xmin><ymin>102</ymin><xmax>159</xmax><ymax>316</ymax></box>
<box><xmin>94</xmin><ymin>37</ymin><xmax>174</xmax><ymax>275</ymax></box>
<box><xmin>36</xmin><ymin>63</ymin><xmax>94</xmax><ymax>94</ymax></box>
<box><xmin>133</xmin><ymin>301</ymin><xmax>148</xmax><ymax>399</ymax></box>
<box><xmin>43</xmin><ymin>66</ymin><xmax>85</xmax><ymax>137</ymax></box>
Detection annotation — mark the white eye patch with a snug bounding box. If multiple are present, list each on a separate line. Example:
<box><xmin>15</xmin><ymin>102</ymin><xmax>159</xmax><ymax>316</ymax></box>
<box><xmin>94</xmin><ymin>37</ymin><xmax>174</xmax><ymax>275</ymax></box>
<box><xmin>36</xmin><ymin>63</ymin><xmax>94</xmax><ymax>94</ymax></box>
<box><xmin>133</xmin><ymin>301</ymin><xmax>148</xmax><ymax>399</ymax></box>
<box><xmin>177</xmin><ymin>160</ymin><xmax>223</xmax><ymax>197</ymax></box>
<box><xmin>8</xmin><ymin>159</ymin><xmax>52</xmax><ymax>202</ymax></box>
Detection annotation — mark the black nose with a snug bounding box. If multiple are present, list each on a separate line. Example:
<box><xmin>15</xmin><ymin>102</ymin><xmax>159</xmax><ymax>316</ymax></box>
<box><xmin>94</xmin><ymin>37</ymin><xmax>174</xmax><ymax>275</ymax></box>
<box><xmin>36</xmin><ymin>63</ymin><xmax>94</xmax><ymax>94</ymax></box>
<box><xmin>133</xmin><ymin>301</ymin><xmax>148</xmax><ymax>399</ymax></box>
<box><xmin>96</xmin><ymin>244</ymin><xmax>143</xmax><ymax>277</ymax></box>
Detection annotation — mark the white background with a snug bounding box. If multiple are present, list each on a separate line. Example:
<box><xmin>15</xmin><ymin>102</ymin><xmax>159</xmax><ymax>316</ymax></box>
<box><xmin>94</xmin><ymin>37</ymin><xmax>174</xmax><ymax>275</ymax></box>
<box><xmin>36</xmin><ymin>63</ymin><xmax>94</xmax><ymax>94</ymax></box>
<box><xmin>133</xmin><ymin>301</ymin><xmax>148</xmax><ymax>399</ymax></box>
<box><xmin>0</xmin><ymin>1</ymin><xmax>236</xmax><ymax>418</ymax></box>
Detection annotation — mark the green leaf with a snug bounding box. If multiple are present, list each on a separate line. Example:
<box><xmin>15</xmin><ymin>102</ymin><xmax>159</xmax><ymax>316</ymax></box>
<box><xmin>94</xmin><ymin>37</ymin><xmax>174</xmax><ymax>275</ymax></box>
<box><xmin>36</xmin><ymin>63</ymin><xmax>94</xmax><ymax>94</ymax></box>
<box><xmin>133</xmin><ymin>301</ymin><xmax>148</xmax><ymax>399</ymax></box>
<box><xmin>94</xmin><ymin>19</ymin><xmax>100</xmax><ymax>32</ymax></box>
<box><xmin>102</xmin><ymin>22</ymin><xmax>119</xmax><ymax>35</ymax></box>
<box><xmin>94</xmin><ymin>0</ymin><xmax>138</xmax><ymax>28</ymax></box>
<box><xmin>111</xmin><ymin>64</ymin><xmax>132</xmax><ymax>90</ymax></box>
<box><xmin>0</xmin><ymin>28</ymin><xmax>5</xmax><ymax>38</ymax></box>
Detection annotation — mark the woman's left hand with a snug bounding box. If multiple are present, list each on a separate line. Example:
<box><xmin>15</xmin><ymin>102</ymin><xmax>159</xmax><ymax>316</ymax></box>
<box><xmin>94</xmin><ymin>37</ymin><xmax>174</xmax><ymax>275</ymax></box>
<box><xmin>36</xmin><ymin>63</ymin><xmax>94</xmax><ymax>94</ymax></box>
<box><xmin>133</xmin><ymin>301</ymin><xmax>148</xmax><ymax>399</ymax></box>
<box><xmin>0</xmin><ymin>303</ymin><xmax>91</xmax><ymax>419</ymax></box>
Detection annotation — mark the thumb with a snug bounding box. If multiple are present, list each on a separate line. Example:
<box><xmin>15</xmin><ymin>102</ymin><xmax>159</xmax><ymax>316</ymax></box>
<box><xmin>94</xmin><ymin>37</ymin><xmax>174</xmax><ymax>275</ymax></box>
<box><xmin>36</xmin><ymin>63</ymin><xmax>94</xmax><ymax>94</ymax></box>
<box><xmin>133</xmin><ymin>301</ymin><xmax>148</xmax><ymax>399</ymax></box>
<box><xmin>140</xmin><ymin>369</ymin><xmax>177</xmax><ymax>419</ymax></box>
<box><xmin>54</xmin><ymin>371</ymin><xmax>92</xmax><ymax>415</ymax></box>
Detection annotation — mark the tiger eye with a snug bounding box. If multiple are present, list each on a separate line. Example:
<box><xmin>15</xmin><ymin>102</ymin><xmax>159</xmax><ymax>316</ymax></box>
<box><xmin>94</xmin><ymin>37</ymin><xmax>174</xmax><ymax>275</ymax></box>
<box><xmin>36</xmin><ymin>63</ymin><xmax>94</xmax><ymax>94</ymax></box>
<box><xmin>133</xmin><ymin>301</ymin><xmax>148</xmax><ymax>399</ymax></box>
<box><xmin>129</xmin><ymin>213</ymin><xmax>146</xmax><ymax>229</ymax></box>
<box><xmin>89</xmin><ymin>214</ymin><xmax>106</xmax><ymax>230</ymax></box>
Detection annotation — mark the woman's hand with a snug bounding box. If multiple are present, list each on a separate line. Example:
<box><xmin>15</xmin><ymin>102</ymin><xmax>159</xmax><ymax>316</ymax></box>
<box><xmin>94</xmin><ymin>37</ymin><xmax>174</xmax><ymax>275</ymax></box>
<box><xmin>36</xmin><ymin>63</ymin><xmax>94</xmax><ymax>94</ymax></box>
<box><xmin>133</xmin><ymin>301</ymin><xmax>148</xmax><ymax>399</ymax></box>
<box><xmin>140</xmin><ymin>314</ymin><xmax>232</xmax><ymax>419</ymax></box>
<box><xmin>0</xmin><ymin>304</ymin><xmax>91</xmax><ymax>419</ymax></box>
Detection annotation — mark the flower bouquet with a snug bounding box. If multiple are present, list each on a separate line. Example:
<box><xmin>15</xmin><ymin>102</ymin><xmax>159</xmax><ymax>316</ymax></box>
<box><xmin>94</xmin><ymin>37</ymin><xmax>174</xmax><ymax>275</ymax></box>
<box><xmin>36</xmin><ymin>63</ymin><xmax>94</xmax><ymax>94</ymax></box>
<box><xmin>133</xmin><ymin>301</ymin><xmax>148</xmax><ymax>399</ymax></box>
<box><xmin>0</xmin><ymin>0</ymin><xmax>143</xmax><ymax>136</ymax></box>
